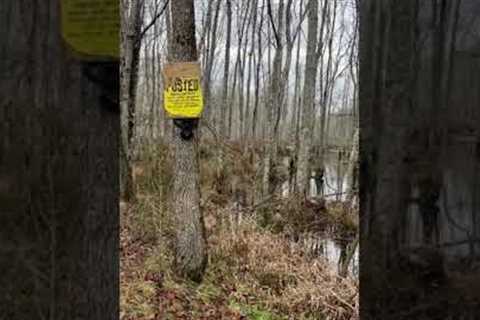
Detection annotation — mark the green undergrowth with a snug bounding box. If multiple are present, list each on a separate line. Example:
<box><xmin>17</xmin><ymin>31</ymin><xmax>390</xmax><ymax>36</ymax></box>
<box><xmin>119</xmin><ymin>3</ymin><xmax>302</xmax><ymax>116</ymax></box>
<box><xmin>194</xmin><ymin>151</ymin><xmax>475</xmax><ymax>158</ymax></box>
<box><xmin>228</xmin><ymin>301</ymin><xmax>284</xmax><ymax>320</ymax></box>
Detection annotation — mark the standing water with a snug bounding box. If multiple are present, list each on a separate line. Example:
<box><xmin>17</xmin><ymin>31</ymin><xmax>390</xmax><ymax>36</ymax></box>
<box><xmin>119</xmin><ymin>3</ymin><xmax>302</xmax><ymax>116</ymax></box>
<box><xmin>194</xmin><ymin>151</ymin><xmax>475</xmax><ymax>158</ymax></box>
<box><xmin>297</xmin><ymin>157</ymin><xmax>358</xmax><ymax>277</ymax></box>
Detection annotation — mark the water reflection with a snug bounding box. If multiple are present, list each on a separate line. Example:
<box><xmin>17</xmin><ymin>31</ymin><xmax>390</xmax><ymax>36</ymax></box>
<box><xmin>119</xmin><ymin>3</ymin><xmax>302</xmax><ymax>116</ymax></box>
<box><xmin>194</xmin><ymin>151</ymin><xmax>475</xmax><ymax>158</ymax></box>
<box><xmin>281</xmin><ymin>154</ymin><xmax>358</xmax><ymax>277</ymax></box>
<box><xmin>317</xmin><ymin>237</ymin><xmax>358</xmax><ymax>278</ymax></box>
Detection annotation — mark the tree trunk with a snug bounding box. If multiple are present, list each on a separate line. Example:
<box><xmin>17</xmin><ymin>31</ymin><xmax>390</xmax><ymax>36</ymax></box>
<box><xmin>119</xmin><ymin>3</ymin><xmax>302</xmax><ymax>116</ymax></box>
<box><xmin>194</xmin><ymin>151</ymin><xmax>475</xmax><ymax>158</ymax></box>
<box><xmin>220</xmin><ymin>0</ymin><xmax>232</xmax><ymax>139</ymax></box>
<box><xmin>121</xmin><ymin>0</ymin><xmax>144</xmax><ymax>202</ymax></box>
<box><xmin>201</xmin><ymin>0</ymin><xmax>221</xmax><ymax>128</ymax></box>
<box><xmin>168</xmin><ymin>0</ymin><xmax>208</xmax><ymax>282</ymax></box>
<box><xmin>262</xmin><ymin>0</ymin><xmax>285</xmax><ymax>197</ymax></box>
<box><xmin>251</xmin><ymin>0</ymin><xmax>265</xmax><ymax>139</ymax></box>
<box><xmin>360</xmin><ymin>0</ymin><xmax>480</xmax><ymax>317</ymax></box>
<box><xmin>163</xmin><ymin>4</ymin><xmax>174</xmax><ymax>143</ymax></box>
<box><xmin>217</xmin><ymin>0</ymin><xmax>232</xmax><ymax>181</ymax></box>
<box><xmin>296</xmin><ymin>0</ymin><xmax>323</xmax><ymax>196</ymax></box>
<box><xmin>345</xmin><ymin>127</ymin><xmax>359</xmax><ymax>206</ymax></box>
<box><xmin>0</xmin><ymin>1</ymin><xmax>119</xmax><ymax>318</ymax></box>
<box><xmin>291</xmin><ymin>28</ymin><xmax>302</xmax><ymax>142</ymax></box>
<box><xmin>244</xmin><ymin>1</ymin><xmax>257</xmax><ymax>140</ymax></box>
<box><xmin>317</xmin><ymin>1</ymin><xmax>338</xmax><ymax>181</ymax></box>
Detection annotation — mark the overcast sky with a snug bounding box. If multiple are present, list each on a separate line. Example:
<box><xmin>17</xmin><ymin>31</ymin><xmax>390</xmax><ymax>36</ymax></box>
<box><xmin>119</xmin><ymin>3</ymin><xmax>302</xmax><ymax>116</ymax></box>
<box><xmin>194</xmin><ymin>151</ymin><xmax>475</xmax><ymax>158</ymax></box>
<box><xmin>139</xmin><ymin>0</ymin><xmax>358</xmax><ymax>113</ymax></box>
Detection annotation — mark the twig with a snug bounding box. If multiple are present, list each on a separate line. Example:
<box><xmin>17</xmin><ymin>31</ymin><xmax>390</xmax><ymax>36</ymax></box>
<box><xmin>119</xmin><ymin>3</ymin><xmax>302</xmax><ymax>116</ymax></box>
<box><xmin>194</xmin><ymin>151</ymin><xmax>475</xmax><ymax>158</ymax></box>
<box><xmin>266</xmin><ymin>0</ymin><xmax>281</xmax><ymax>48</ymax></box>
<box><xmin>322</xmin><ymin>191</ymin><xmax>352</xmax><ymax>198</ymax></box>
<box><xmin>327</xmin><ymin>287</ymin><xmax>356</xmax><ymax>312</ymax></box>
<box><xmin>250</xmin><ymin>194</ymin><xmax>278</xmax><ymax>211</ymax></box>
<box><xmin>200</xmin><ymin>120</ymin><xmax>253</xmax><ymax>161</ymax></box>
<box><xmin>138</xmin><ymin>0</ymin><xmax>170</xmax><ymax>42</ymax></box>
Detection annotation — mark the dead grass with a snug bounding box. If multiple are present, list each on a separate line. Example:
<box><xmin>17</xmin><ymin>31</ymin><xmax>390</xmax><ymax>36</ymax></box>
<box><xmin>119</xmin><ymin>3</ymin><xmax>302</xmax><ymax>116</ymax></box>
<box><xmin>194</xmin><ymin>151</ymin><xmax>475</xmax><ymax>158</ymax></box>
<box><xmin>120</xmin><ymin>141</ymin><xmax>359</xmax><ymax>319</ymax></box>
<box><xmin>121</xmin><ymin>199</ymin><xmax>358</xmax><ymax>320</ymax></box>
<box><xmin>211</xmin><ymin>215</ymin><xmax>359</xmax><ymax>319</ymax></box>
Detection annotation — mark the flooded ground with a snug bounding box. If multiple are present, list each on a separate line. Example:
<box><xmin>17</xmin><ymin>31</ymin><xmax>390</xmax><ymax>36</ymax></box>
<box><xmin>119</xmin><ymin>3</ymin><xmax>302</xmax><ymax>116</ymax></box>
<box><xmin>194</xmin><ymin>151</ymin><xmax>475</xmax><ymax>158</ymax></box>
<box><xmin>321</xmin><ymin>237</ymin><xmax>359</xmax><ymax>278</ymax></box>
<box><xmin>280</xmin><ymin>152</ymin><xmax>359</xmax><ymax>278</ymax></box>
<box><xmin>281</xmin><ymin>151</ymin><xmax>351</xmax><ymax>201</ymax></box>
<box><xmin>317</xmin><ymin>159</ymin><xmax>358</xmax><ymax>278</ymax></box>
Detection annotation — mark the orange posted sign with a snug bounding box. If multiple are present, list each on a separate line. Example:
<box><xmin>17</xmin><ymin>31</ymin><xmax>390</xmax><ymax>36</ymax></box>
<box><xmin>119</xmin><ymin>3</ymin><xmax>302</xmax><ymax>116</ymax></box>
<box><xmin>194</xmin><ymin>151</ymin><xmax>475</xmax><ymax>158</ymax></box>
<box><xmin>163</xmin><ymin>62</ymin><xmax>204</xmax><ymax>118</ymax></box>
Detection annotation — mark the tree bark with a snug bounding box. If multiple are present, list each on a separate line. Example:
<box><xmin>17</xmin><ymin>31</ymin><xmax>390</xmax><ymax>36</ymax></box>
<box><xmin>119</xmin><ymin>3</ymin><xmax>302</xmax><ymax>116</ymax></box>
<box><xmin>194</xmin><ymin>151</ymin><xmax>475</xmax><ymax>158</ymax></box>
<box><xmin>0</xmin><ymin>1</ymin><xmax>119</xmax><ymax>318</ymax></box>
<box><xmin>251</xmin><ymin>0</ymin><xmax>265</xmax><ymax>139</ymax></box>
<box><xmin>296</xmin><ymin>0</ymin><xmax>325</xmax><ymax>196</ymax></box>
<box><xmin>262</xmin><ymin>0</ymin><xmax>285</xmax><ymax>197</ymax></box>
<box><xmin>345</xmin><ymin>127</ymin><xmax>359</xmax><ymax>206</ymax></box>
<box><xmin>220</xmin><ymin>0</ymin><xmax>232</xmax><ymax>139</ymax></box>
<box><xmin>121</xmin><ymin>0</ymin><xmax>144</xmax><ymax>202</ymax></box>
<box><xmin>244</xmin><ymin>1</ymin><xmax>257</xmax><ymax>139</ymax></box>
<box><xmin>168</xmin><ymin>0</ymin><xmax>208</xmax><ymax>282</ymax></box>
<box><xmin>360</xmin><ymin>0</ymin><xmax>480</xmax><ymax>317</ymax></box>
<box><xmin>201</xmin><ymin>0</ymin><xmax>221</xmax><ymax>127</ymax></box>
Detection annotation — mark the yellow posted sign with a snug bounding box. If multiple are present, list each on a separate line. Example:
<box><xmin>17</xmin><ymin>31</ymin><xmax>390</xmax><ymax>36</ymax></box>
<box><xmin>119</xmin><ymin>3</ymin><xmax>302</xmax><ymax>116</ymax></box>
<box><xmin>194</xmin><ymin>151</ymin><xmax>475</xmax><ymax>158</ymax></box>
<box><xmin>61</xmin><ymin>0</ymin><xmax>119</xmax><ymax>59</ymax></box>
<box><xmin>163</xmin><ymin>62</ymin><xmax>204</xmax><ymax>118</ymax></box>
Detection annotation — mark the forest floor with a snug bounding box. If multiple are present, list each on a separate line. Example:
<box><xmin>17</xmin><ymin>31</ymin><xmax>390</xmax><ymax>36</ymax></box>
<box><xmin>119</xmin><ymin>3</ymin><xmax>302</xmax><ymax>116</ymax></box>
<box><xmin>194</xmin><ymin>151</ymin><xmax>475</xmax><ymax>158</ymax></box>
<box><xmin>120</xmin><ymin>141</ymin><xmax>359</xmax><ymax>320</ymax></box>
<box><xmin>120</xmin><ymin>203</ymin><xmax>358</xmax><ymax>320</ymax></box>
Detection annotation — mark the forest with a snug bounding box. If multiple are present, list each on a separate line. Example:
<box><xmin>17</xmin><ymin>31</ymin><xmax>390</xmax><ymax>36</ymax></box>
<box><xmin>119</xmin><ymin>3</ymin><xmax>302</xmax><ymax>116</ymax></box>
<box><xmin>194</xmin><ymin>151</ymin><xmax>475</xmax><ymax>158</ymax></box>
<box><xmin>120</xmin><ymin>0</ymin><xmax>359</xmax><ymax>319</ymax></box>
<box><xmin>2</xmin><ymin>0</ymin><xmax>480</xmax><ymax>319</ymax></box>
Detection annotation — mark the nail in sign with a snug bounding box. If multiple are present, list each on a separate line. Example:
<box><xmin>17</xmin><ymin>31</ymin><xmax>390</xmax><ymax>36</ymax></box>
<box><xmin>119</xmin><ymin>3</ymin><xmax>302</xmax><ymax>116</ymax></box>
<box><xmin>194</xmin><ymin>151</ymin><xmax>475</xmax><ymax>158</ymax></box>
<box><xmin>163</xmin><ymin>62</ymin><xmax>204</xmax><ymax>119</ymax></box>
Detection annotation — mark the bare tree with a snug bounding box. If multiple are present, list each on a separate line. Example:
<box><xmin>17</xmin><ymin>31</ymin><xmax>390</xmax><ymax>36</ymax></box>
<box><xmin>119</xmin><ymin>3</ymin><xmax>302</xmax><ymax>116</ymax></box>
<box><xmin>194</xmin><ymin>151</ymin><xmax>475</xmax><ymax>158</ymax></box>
<box><xmin>200</xmin><ymin>0</ymin><xmax>222</xmax><ymax>127</ymax></box>
<box><xmin>360</xmin><ymin>0</ymin><xmax>480</xmax><ymax>317</ymax></box>
<box><xmin>251</xmin><ymin>0</ymin><xmax>266</xmax><ymax>139</ymax></box>
<box><xmin>168</xmin><ymin>0</ymin><xmax>208</xmax><ymax>282</ymax></box>
<box><xmin>220</xmin><ymin>0</ymin><xmax>233</xmax><ymax>139</ymax></box>
<box><xmin>296</xmin><ymin>0</ymin><xmax>328</xmax><ymax>196</ymax></box>
<box><xmin>1</xmin><ymin>1</ymin><xmax>119</xmax><ymax>318</ymax></box>
<box><xmin>121</xmin><ymin>0</ymin><xmax>145</xmax><ymax>201</ymax></box>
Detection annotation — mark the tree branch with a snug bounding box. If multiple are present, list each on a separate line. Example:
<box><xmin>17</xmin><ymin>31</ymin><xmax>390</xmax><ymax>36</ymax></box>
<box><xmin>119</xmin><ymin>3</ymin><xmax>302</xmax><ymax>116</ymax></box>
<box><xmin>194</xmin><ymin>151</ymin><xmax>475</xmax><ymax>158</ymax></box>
<box><xmin>138</xmin><ymin>0</ymin><xmax>169</xmax><ymax>42</ymax></box>
<box><xmin>267</xmin><ymin>0</ymin><xmax>281</xmax><ymax>47</ymax></box>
